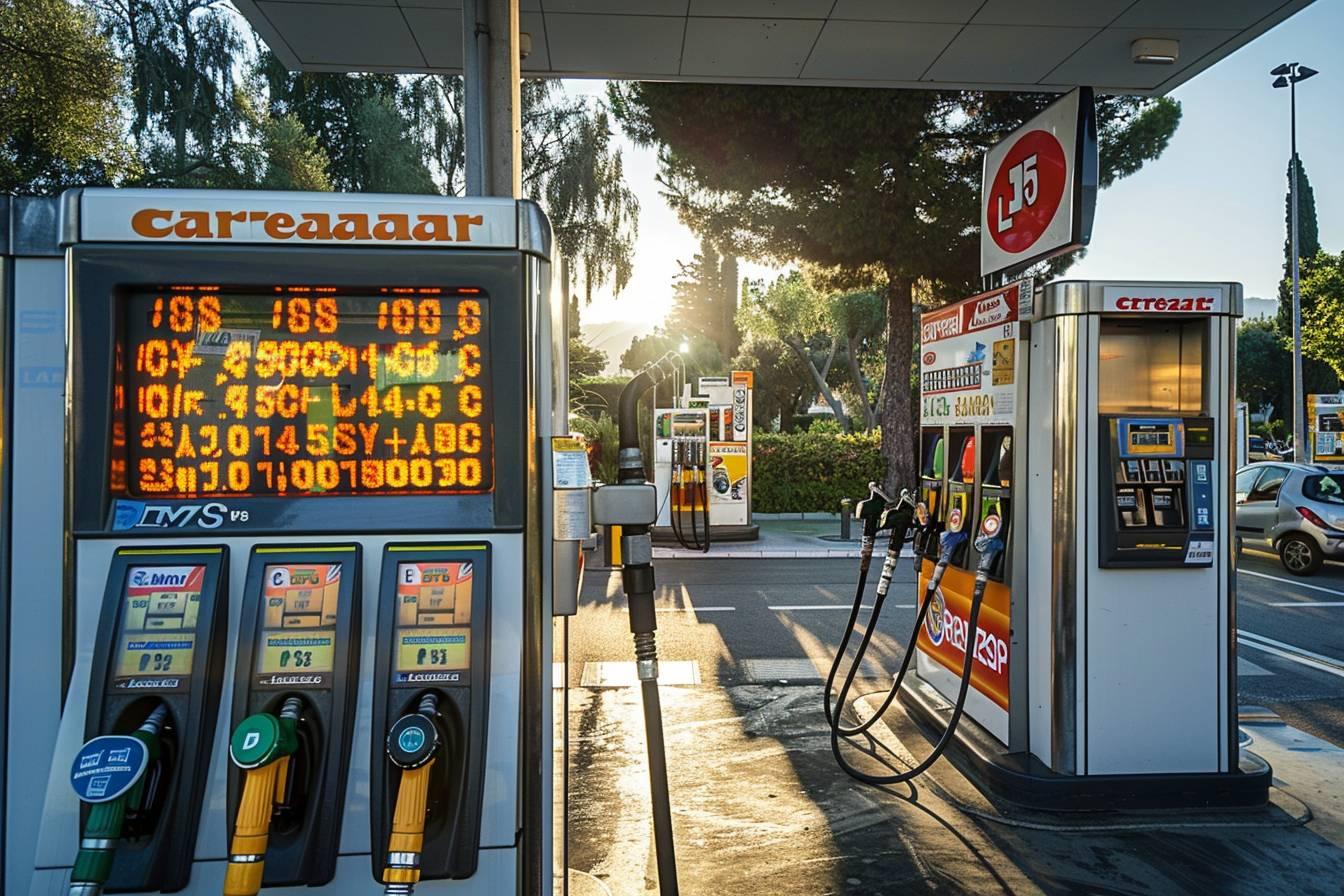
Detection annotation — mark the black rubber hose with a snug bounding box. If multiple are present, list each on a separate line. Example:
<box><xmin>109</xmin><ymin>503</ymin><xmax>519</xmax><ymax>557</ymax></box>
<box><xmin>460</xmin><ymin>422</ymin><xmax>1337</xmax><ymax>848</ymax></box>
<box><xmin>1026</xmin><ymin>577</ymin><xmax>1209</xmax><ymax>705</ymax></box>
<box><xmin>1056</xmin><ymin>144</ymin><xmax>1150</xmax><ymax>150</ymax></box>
<box><xmin>822</xmin><ymin>486</ymin><xmax>887</xmax><ymax>728</ymax></box>
<box><xmin>829</xmin><ymin>518</ymin><xmax>922</xmax><ymax>738</ymax></box>
<box><xmin>640</xmin><ymin>676</ymin><xmax>679</xmax><ymax>895</ymax></box>
<box><xmin>830</xmin><ymin>533</ymin><xmax>1002</xmax><ymax>786</ymax></box>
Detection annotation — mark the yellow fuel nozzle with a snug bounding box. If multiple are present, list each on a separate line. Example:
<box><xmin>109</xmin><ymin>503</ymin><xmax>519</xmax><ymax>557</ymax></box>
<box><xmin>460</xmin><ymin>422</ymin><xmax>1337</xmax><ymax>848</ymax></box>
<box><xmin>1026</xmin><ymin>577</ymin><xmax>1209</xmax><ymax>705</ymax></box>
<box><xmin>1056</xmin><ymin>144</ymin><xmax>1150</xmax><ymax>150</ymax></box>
<box><xmin>224</xmin><ymin>696</ymin><xmax>302</xmax><ymax>896</ymax></box>
<box><xmin>382</xmin><ymin>693</ymin><xmax>442</xmax><ymax>896</ymax></box>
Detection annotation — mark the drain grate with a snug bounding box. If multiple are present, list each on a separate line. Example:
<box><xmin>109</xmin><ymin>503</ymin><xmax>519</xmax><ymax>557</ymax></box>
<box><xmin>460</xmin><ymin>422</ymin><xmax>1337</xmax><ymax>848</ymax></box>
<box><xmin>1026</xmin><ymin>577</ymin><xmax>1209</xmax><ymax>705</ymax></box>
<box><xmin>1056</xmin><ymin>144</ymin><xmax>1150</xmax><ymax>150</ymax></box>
<box><xmin>579</xmin><ymin>660</ymin><xmax>702</xmax><ymax>688</ymax></box>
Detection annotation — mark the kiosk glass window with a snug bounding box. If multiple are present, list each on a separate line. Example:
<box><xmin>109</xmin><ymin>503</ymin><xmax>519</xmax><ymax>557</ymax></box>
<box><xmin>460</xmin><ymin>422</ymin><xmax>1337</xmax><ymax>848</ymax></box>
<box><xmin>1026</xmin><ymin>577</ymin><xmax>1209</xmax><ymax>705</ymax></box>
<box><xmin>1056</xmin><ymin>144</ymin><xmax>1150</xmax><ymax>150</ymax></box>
<box><xmin>1097</xmin><ymin>319</ymin><xmax>1207</xmax><ymax>415</ymax></box>
<box><xmin>119</xmin><ymin>286</ymin><xmax>493</xmax><ymax>498</ymax></box>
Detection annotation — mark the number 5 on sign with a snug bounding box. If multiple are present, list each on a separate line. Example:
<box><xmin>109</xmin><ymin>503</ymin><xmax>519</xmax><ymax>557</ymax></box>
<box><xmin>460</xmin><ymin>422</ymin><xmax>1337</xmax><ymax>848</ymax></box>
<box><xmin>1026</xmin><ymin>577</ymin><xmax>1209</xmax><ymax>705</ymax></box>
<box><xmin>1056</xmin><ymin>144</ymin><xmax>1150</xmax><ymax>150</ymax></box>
<box><xmin>996</xmin><ymin>154</ymin><xmax>1037</xmax><ymax>233</ymax></box>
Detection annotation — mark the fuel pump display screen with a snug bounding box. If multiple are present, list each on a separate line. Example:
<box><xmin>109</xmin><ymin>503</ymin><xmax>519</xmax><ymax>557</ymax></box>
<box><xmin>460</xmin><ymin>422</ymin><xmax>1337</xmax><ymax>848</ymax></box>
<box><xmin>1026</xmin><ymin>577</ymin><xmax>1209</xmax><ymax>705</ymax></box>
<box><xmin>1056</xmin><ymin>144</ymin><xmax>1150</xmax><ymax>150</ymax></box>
<box><xmin>119</xmin><ymin>286</ymin><xmax>493</xmax><ymax>499</ymax></box>
<box><xmin>254</xmin><ymin>563</ymin><xmax>343</xmax><ymax>686</ymax></box>
<box><xmin>111</xmin><ymin>564</ymin><xmax>206</xmax><ymax>691</ymax></box>
<box><xmin>392</xmin><ymin>561</ymin><xmax>473</xmax><ymax>684</ymax></box>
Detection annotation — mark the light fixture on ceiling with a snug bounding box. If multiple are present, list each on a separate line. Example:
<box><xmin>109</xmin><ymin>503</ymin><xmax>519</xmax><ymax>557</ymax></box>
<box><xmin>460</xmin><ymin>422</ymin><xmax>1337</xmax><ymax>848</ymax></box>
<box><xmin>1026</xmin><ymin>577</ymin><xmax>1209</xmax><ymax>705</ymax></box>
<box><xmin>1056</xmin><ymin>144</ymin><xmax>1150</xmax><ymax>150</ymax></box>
<box><xmin>1131</xmin><ymin>38</ymin><xmax>1179</xmax><ymax>65</ymax></box>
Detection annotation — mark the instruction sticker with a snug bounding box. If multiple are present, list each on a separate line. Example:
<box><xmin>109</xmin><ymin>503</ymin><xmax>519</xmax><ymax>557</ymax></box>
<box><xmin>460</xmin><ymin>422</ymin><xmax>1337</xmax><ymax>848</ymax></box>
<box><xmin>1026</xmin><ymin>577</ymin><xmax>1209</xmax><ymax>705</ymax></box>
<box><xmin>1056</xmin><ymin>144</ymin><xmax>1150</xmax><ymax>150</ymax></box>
<box><xmin>552</xmin><ymin>436</ymin><xmax>591</xmax><ymax>489</ymax></box>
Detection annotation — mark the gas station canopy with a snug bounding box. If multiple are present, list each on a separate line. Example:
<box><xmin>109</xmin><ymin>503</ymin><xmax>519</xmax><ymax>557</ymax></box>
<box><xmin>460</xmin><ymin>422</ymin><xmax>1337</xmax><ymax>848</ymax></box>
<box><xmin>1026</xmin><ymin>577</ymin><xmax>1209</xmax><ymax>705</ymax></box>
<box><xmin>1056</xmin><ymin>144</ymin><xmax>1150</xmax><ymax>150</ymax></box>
<box><xmin>236</xmin><ymin>0</ymin><xmax>1312</xmax><ymax>95</ymax></box>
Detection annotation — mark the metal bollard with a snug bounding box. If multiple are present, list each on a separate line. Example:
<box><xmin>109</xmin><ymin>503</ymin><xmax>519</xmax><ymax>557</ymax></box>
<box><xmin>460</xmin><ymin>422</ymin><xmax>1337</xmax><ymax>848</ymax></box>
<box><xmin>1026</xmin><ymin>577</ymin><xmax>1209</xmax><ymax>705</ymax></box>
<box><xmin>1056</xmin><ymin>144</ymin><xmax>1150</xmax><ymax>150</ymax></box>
<box><xmin>840</xmin><ymin>498</ymin><xmax>852</xmax><ymax>540</ymax></box>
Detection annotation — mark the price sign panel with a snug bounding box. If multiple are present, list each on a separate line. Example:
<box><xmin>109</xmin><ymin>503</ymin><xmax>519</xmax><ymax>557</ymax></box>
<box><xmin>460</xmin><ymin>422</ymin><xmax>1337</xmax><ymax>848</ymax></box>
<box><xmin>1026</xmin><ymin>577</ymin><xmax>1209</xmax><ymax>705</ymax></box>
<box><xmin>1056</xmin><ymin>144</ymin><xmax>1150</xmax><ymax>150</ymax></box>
<box><xmin>920</xmin><ymin>282</ymin><xmax>1028</xmax><ymax>427</ymax></box>
<box><xmin>981</xmin><ymin>87</ymin><xmax>1096</xmax><ymax>278</ymax></box>
<box><xmin>119</xmin><ymin>286</ymin><xmax>493</xmax><ymax>499</ymax></box>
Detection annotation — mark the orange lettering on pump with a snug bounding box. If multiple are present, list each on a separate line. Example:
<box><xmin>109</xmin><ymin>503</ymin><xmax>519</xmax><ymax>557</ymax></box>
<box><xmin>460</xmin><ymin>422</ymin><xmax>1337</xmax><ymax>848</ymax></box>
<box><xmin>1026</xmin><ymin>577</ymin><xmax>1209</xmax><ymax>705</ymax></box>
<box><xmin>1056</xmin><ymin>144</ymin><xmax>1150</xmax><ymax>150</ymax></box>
<box><xmin>124</xmin><ymin>207</ymin><xmax>490</xmax><ymax>244</ymax></box>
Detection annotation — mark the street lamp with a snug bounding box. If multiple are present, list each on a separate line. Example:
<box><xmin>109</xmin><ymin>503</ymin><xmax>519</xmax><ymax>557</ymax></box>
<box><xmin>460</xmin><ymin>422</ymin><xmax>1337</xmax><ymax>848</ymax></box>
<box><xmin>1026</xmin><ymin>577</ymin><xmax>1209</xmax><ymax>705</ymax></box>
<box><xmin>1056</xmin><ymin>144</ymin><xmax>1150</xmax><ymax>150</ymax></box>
<box><xmin>1272</xmin><ymin>61</ymin><xmax>1319</xmax><ymax>460</ymax></box>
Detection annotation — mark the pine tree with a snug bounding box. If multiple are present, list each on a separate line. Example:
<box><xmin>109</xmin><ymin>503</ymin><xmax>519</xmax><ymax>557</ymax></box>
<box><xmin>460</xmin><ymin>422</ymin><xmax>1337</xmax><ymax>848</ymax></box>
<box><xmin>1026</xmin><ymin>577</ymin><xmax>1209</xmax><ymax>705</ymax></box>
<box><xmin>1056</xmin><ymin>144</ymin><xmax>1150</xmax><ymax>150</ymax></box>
<box><xmin>1277</xmin><ymin>154</ymin><xmax>1322</xmax><ymax>336</ymax></box>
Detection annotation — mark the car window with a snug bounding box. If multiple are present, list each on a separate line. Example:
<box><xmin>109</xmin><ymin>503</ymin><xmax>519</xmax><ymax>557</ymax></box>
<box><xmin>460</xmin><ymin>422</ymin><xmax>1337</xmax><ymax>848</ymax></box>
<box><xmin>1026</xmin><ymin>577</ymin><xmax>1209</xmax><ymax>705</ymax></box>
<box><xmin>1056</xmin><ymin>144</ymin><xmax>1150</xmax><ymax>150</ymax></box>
<box><xmin>1303</xmin><ymin>473</ymin><xmax>1344</xmax><ymax>505</ymax></box>
<box><xmin>1235</xmin><ymin>468</ymin><xmax>1261</xmax><ymax>503</ymax></box>
<box><xmin>1248</xmin><ymin>466</ymin><xmax>1289</xmax><ymax>502</ymax></box>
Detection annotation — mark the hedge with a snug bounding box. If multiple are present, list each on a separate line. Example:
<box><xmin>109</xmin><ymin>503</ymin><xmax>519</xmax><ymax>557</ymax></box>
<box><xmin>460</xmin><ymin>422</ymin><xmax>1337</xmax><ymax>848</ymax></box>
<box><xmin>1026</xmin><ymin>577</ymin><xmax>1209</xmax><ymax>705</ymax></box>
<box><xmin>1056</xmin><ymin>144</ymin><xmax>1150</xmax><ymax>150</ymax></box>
<box><xmin>752</xmin><ymin>430</ymin><xmax>886</xmax><ymax>514</ymax></box>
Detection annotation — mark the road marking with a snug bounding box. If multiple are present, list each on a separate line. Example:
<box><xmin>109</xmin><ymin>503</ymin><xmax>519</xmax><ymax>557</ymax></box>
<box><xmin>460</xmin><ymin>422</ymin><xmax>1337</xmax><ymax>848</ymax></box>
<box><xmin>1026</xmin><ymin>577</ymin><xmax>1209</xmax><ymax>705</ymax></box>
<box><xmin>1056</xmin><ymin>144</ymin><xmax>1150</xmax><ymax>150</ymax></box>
<box><xmin>1267</xmin><ymin>601</ymin><xmax>1344</xmax><ymax>607</ymax></box>
<box><xmin>1240</xmin><ymin>568</ymin><xmax>1344</xmax><ymax>597</ymax></box>
<box><xmin>621</xmin><ymin>605</ymin><xmax>736</xmax><ymax>612</ymax></box>
<box><xmin>1237</xmin><ymin>629</ymin><xmax>1344</xmax><ymax>680</ymax></box>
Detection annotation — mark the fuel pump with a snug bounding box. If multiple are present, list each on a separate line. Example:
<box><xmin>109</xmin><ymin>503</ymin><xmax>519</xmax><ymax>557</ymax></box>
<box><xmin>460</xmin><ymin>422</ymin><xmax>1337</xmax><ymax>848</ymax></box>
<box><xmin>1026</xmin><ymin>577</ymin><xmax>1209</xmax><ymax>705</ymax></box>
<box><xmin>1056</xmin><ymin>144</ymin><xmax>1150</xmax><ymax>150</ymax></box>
<box><xmin>667</xmin><ymin>422</ymin><xmax>710</xmax><ymax>553</ymax></box>
<box><xmin>225</xmin><ymin>546</ymin><xmax>362</xmax><ymax>895</ymax></box>
<box><xmin>370</xmin><ymin>545</ymin><xmax>492</xmax><ymax>888</ymax></box>
<box><xmin>66</xmin><ymin>547</ymin><xmax>230</xmax><ymax>892</ymax></box>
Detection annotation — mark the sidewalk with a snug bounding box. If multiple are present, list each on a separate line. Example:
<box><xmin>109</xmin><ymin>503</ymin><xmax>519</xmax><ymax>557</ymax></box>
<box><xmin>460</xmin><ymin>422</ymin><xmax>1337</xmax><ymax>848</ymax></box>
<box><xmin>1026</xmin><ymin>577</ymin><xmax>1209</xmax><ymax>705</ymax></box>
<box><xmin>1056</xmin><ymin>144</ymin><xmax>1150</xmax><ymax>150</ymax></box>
<box><xmin>652</xmin><ymin>517</ymin><xmax>917</xmax><ymax>559</ymax></box>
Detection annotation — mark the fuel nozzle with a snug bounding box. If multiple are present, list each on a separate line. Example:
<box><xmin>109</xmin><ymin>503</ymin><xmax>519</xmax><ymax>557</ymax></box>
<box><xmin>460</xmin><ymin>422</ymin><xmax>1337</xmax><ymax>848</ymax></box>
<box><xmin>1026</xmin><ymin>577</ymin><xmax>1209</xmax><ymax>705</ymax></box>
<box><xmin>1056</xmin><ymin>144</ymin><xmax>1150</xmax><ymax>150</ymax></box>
<box><xmin>383</xmin><ymin>693</ymin><xmax>443</xmax><ymax>896</ymax></box>
<box><xmin>875</xmin><ymin>489</ymin><xmax>917</xmax><ymax>599</ymax></box>
<box><xmin>68</xmin><ymin>703</ymin><xmax>170</xmax><ymax>896</ymax></box>
<box><xmin>853</xmin><ymin>482</ymin><xmax>891</xmax><ymax>570</ymax></box>
<box><xmin>224</xmin><ymin>696</ymin><xmax>303</xmax><ymax>896</ymax></box>
<box><xmin>973</xmin><ymin>514</ymin><xmax>1007</xmax><ymax>579</ymax></box>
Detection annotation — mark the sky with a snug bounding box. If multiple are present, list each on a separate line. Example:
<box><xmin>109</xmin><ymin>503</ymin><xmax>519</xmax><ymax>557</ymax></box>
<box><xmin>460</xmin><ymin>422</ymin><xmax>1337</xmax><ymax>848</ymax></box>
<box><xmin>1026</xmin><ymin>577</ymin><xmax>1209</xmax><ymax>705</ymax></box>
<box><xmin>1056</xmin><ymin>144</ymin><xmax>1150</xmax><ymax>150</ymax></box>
<box><xmin>567</xmin><ymin>0</ymin><xmax>1343</xmax><ymax>336</ymax></box>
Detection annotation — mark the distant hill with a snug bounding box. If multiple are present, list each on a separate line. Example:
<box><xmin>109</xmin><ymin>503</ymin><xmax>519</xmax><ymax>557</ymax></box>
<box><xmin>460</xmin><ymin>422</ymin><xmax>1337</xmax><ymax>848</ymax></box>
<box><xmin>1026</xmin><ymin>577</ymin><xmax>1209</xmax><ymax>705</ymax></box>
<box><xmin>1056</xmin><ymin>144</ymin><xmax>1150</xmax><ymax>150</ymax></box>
<box><xmin>580</xmin><ymin>318</ymin><xmax>657</xmax><ymax>375</ymax></box>
<box><xmin>1244</xmin><ymin>296</ymin><xmax>1277</xmax><ymax>322</ymax></box>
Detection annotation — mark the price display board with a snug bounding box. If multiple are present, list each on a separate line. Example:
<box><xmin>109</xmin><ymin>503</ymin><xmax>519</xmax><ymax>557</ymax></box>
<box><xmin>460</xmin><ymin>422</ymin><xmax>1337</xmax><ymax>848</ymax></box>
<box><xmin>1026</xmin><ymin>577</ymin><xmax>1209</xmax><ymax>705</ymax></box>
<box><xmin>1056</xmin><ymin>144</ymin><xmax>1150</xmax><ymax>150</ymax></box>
<box><xmin>392</xmin><ymin>561</ymin><xmax>474</xmax><ymax>685</ymax></box>
<box><xmin>111</xmin><ymin>565</ymin><xmax>206</xmax><ymax>691</ymax></box>
<box><xmin>254</xmin><ymin>563</ymin><xmax>343</xmax><ymax>688</ymax></box>
<box><xmin>119</xmin><ymin>286</ymin><xmax>493</xmax><ymax>499</ymax></box>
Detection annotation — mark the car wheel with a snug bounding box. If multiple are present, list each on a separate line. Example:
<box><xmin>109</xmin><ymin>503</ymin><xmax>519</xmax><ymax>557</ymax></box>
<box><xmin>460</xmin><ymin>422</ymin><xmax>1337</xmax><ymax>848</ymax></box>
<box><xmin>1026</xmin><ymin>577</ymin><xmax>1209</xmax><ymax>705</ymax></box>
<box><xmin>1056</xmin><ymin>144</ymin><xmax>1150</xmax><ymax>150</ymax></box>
<box><xmin>1279</xmin><ymin>534</ymin><xmax>1324</xmax><ymax>576</ymax></box>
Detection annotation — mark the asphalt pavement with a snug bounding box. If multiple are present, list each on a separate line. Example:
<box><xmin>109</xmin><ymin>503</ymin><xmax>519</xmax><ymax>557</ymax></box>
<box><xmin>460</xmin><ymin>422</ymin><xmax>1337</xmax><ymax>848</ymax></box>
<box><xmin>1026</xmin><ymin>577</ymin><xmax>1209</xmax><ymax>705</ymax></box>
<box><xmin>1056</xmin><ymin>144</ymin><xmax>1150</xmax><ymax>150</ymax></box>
<box><xmin>561</xmin><ymin>552</ymin><xmax>1344</xmax><ymax>895</ymax></box>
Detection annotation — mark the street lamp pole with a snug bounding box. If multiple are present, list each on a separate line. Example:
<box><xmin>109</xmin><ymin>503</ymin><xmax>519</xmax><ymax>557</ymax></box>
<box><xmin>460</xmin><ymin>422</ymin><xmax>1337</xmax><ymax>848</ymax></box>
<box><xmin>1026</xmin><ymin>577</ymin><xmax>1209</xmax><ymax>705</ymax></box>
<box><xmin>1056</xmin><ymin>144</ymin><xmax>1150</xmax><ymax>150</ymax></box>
<box><xmin>1273</xmin><ymin>61</ymin><xmax>1318</xmax><ymax>460</ymax></box>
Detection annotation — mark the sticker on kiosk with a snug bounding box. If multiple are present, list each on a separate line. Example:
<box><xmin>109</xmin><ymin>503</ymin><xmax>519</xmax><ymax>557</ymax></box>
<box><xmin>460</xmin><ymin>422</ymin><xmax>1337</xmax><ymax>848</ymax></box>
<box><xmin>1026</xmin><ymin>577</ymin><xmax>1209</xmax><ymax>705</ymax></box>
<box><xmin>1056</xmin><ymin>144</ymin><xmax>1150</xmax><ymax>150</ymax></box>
<box><xmin>111</xmin><ymin>565</ymin><xmax>207</xmax><ymax>691</ymax></box>
<box><xmin>254</xmin><ymin>563</ymin><xmax>343</xmax><ymax>687</ymax></box>
<box><xmin>393</xmin><ymin>561</ymin><xmax>473</xmax><ymax>684</ymax></box>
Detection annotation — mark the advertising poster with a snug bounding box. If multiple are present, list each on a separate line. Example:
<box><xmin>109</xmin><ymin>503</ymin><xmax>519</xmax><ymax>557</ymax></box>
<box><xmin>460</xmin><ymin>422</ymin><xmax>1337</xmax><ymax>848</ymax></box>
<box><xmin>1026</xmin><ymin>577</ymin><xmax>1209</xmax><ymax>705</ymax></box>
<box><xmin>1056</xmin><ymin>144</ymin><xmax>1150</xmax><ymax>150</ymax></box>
<box><xmin>920</xmin><ymin>282</ymin><xmax>1024</xmax><ymax>427</ymax></box>
<box><xmin>1308</xmin><ymin>394</ymin><xmax>1344</xmax><ymax>463</ymax></box>
<box><xmin>709</xmin><ymin>443</ymin><xmax>749</xmax><ymax>526</ymax></box>
<box><xmin>915</xmin><ymin>564</ymin><xmax>1011</xmax><ymax>745</ymax></box>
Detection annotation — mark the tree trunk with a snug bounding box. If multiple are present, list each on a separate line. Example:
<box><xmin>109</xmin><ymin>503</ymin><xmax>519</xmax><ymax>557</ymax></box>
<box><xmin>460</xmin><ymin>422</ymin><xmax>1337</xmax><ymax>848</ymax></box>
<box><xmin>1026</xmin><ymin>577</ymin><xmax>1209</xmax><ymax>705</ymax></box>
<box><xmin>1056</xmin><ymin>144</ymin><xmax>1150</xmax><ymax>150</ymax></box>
<box><xmin>880</xmin><ymin>272</ymin><xmax>917</xmax><ymax>495</ymax></box>
<box><xmin>784</xmin><ymin>335</ymin><xmax>849</xmax><ymax>431</ymax></box>
<box><xmin>845</xmin><ymin>332</ymin><xmax>876</xmax><ymax>430</ymax></box>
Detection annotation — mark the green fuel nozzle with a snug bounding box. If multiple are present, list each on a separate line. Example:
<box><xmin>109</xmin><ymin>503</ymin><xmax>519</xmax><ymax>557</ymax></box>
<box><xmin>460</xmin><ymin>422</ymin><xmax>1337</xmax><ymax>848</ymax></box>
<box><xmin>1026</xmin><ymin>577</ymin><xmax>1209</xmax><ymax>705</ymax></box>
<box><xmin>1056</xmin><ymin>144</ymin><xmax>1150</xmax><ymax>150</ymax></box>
<box><xmin>68</xmin><ymin>703</ymin><xmax>169</xmax><ymax>896</ymax></box>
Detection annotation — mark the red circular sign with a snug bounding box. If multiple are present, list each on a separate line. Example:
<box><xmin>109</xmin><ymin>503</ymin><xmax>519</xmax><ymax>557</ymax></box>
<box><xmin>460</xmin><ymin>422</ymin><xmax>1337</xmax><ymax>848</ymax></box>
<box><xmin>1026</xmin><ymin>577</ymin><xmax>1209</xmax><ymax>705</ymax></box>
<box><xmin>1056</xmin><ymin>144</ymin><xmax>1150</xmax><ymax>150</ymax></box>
<box><xmin>987</xmin><ymin>129</ymin><xmax>1068</xmax><ymax>255</ymax></box>
<box><xmin>922</xmin><ymin>351</ymin><xmax>936</xmax><ymax>365</ymax></box>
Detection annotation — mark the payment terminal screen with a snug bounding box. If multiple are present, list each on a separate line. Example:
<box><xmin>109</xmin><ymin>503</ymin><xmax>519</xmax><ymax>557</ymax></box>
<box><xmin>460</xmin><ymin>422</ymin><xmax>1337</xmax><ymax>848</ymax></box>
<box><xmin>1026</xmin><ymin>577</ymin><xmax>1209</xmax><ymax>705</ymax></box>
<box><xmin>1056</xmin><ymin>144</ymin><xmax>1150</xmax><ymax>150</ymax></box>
<box><xmin>112</xmin><ymin>565</ymin><xmax>206</xmax><ymax>691</ymax></box>
<box><xmin>119</xmin><ymin>287</ymin><xmax>493</xmax><ymax>498</ymax></box>
<box><xmin>393</xmin><ymin>561</ymin><xmax>473</xmax><ymax>684</ymax></box>
<box><xmin>254</xmin><ymin>563</ymin><xmax>342</xmax><ymax>687</ymax></box>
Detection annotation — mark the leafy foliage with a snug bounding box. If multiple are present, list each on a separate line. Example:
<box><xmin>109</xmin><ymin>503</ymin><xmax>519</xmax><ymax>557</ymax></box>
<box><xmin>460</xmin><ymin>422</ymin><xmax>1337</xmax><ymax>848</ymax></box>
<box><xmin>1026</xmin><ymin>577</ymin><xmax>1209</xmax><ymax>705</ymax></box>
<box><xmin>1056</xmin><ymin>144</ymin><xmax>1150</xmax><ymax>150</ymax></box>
<box><xmin>1238</xmin><ymin>314</ymin><xmax>1338</xmax><ymax>417</ymax></box>
<box><xmin>731</xmin><ymin>334</ymin><xmax>812</xmax><ymax>431</ymax></box>
<box><xmin>667</xmin><ymin>237</ymin><xmax>740</xmax><ymax>359</ymax></box>
<box><xmin>612</xmin><ymin>82</ymin><xmax>1181</xmax><ymax>489</ymax></box>
<box><xmin>752</xmin><ymin>430</ymin><xmax>886</xmax><ymax>513</ymax></box>
<box><xmin>569</xmin><ymin>338</ymin><xmax>608</xmax><ymax>379</ymax></box>
<box><xmin>1300</xmin><ymin>251</ymin><xmax>1344</xmax><ymax>382</ymax></box>
<box><xmin>620</xmin><ymin>331</ymin><xmax>724</xmax><ymax>383</ymax></box>
<box><xmin>0</xmin><ymin>0</ymin><xmax>133</xmax><ymax>192</ymax></box>
<box><xmin>569</xmin><ymin>412</ymin><xmax>620</xmax><ymax>484</ymax></box>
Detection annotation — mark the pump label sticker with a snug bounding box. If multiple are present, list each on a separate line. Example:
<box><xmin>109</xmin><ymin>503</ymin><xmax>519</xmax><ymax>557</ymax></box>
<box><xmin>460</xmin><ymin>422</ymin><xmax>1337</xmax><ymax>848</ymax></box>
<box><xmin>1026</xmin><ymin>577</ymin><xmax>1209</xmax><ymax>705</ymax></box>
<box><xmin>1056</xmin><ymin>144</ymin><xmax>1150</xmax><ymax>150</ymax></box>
<box><xmin>393</xmin><ymin>561</ymin><xmax>474</xmax><ymax>684</ymax></box>
<box><xmin>255</xmin><ymin>563</ymin><xmax>343</xmax><ymax>687</ymax></box>
<box><xmin>70</xmin><ymin>735</ymin><xmax>150</xmax><ymax>804</ymax></box>
<box><xmin>920</xmin><ymin>282</ymin><xmax>1024</xmax><ymax>426</ymax></box>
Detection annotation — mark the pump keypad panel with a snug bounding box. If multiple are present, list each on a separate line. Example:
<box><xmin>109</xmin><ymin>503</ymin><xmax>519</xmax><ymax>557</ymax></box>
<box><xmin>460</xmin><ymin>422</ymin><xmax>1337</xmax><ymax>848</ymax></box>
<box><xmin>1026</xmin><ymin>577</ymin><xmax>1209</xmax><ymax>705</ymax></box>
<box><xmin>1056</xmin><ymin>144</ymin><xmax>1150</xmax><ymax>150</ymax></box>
<box><xmin>119</xmin><ymin>286</ymin><xmax>493</xmax><ymax>499</ymax></box>
<box><xmin>1100</xmin><ymin>416</ymin><xmax>1215</xmax><ymax>567</ymax></box>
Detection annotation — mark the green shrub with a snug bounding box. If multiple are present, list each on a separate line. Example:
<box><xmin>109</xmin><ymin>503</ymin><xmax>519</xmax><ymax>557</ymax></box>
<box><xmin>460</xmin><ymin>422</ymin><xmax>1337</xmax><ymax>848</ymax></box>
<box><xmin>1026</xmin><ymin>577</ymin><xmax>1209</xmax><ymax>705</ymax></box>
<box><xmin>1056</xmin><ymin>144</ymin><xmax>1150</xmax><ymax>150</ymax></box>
<box><xmin>752</xmin><ymin>430</ymin><xmax>886</xmax><ymax>513</ymax></box>
<box><xmin>570</xmin><ymin>412</ymin><xmax>619</xmax><ymax>484</ymax></box>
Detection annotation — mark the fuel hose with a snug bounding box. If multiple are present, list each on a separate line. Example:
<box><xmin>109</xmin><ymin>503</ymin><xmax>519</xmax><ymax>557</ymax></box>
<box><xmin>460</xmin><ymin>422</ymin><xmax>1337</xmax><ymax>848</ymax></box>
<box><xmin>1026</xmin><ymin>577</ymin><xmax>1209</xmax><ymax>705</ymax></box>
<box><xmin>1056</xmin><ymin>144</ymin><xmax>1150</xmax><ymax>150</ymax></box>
<box><xmin>831</xmin><ymin>525</ymin><xmax>1004</xmax><ymax>786</ymax></box>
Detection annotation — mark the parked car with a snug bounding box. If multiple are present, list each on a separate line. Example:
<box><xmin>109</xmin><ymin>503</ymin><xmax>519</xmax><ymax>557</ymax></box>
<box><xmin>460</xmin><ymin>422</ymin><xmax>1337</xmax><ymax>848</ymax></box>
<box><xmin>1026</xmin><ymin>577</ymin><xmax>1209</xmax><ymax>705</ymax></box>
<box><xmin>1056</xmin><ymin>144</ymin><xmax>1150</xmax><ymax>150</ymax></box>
<box><xmin>1247</xmin><ymin>436</ymin><xmax>1283</xmax><ymax>463</ymax></box>
<box><xmin>1235</xmin><ymin>462</ymin><xmax>1344</xmax><ymax>575</ymax></box>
